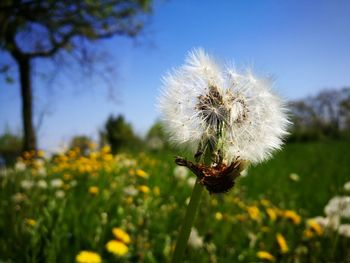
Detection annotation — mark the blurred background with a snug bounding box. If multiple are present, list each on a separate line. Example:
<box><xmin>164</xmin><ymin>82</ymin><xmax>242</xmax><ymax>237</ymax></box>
<box><xmin>0</xmin><ymin>1</ymin><xmax>350</xmax><ymax>262</ymax></box>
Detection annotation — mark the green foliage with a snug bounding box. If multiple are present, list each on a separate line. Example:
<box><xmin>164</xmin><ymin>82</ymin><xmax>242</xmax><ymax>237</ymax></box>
<box><xmin>145</xmin><ymin>121</ymin><xmax>170</xmax><ymax>151</ymax></box>
<box><xmin>0</xmin><ymin>132</ymin><xmax>22</xmax><ymax>166</ymax></box>
<box><xmin>102</xmin><ymin>114</ymin><xmax>142</xmax><ymax>153</ymax></box>
<box><xmin>0</xmin><ymin>140</ymin><xmax>349</xmax><ymax>262</ymax></box>
<box><xmin>69</xmin><ymin>135</ymin><xmax>94</xmax><ymax>156</ymax></box>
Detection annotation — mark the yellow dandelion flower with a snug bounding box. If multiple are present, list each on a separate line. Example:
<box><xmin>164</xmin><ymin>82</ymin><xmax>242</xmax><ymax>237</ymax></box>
<box><xmin>276</xmin><ymin>233</ymin><xmax>289</xmax><ymax>254</ymax></box>
<box><xmin>89</xmin><ymin>186</ymin><xmax>99</xmax><ymax>195</ymax></box>
<box><xmin>257</xmin><ymin>251</ymin><xmax>275</xmax><ymax>261</ymax></box>
<box><xmin>76</xmin><ymin>251</ymin><xmax>101</xmax><ymax>263</ymax></box>
<box><xmin>101</xmin><ymin>145</ymin><xmax>111</xmax><ymax>154</ymax></box>
<box><xmin>283</xmin><ymin>210</ymin><xmax>301</xmax><ymax>224</ymax></box>
<box><xmin>307</xmin><ymin>219</ymin><xmax>323</xmax><ymax>236</ymax></box>
<box><xmin>246</xmin><ymin>206</ymin><xmax>261</xmax><ymax>221</ymax></box>
<box><xmin>215</xmin><ymin>212</ymin><xmax>223</xmax><ymax>221</ymax></box>
<box><xmin>63</xmin><ymin>173</ymin><xmax>72</xmax><ymax>180</ymax></box>
<box><xmin>261</xmin><ymin>199</ymin><xmax>271</xmax><ymax>207</ymax></box>
<box><xmin>25</xmin><ymin>218</ymin><xmax>36</xmax><ymax>226</ymax></box>
<box><xmin>136</xmin><ymin>169</ymin><xmax>149</xmax><ymax>179</ymax></box>
<box><xmin>138</xmin><ymin>185</ymin><xmax>150</xmax><ymax>194</ymax></box>
<box><xmin>112</xmin><ymin>228</ymin><xmax>131</xmax><ymax>244</ymax></box>
<box><xmin>266</xmin><ymin>208</ymin><xmax>277</xmax><ymax>221</ymax></box>
<box><xmin>106</xmin><ymin>240</ymin><xmax>128</xmax><ymax>256</ymax></box>
<box><xmin>37</xmin><ymin>150</ymin><xmax>45</xmax><ymax>158</ymax></box>
<box><xmin>303</xmin><ymin>229</ymin><xmax>314</xmax><ymax>239</ymax></box>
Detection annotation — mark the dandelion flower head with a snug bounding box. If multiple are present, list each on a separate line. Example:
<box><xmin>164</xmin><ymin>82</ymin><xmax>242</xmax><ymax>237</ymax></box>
<box><xmin>158</xmin><ymin>48</ymin><xmax>289</xmax><ymax>164</ymax></box>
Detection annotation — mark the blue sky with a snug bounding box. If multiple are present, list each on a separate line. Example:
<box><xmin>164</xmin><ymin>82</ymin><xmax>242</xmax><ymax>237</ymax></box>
<box><xmin>1</xmin><ymin>0</ymin><xmax>350</xmax><ymax>151</ymax></box>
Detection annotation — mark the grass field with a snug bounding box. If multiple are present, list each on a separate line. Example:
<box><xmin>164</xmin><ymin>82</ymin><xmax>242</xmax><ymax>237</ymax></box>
<box><xmin>0</xmin><ymin>140</ymin><xmax>349</xmax><ymax>262</ymax></box>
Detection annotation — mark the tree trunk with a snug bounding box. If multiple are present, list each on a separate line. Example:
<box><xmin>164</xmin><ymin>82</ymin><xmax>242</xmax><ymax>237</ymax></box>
<box><xmin>16</xmin><ymin>56</ymin><xmax>37</xmax><ymax>152</ymax></box>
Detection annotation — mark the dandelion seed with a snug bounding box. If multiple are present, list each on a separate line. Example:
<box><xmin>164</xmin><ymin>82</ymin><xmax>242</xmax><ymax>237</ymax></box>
<box><xmin>158</xmin><ymin>48</ymin><xmax>289</xmax><ymax>164</ymax></box>
<box><xmin>158</xmin><ymin>48</ymin><xmax>289</xmax><ymax>193</ymax></box>
<box><xmin>324</xmin><ymin>196</ymin><xmax>350</xmax><ymax>219</ymax></box>
<box><xmin>20</xmin><ymin>180</ymin><xmax>34</xmax><ymax>190</ymax></box>
<box><xmin>344</xmin><ymin>181</ymin><xmax>350</xmax><ymax>192</ymax></box>
<box><xmin>188</xmin><ymin>228</ymin><xmax>203</xmax><ymax>249</ymax></box>
<box><xmin>338</xmin><ymin>224</ymin><xmax>350</xmax><ymax>238</ymax></box>
<box><xmin>37</xmin><ymin>180</ymin><xmax>48</xmax><ymax>189</ymax></box>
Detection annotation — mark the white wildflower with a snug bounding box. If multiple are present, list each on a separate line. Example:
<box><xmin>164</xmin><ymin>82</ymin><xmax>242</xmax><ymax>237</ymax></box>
<box><xmin>15</xmin><ymin>161</ymin><xmax>26</xmax><ymax>171</ymax></box>
<box><xmin>187</xmin><ymin>177</ymin><xmax>196</xmax><ymax>188</ymax></box>
<box><xmin>70</xmin><ymin>180</ymin><xmax>78</xmax><ymax>187</ymax></box>
<box><xmin>20</xmin><ymin>179</ymin><xmax>34</xmax><ymax>190</ymax></box>
<box><xmin>158</xmin><ymin>48</ymin><xmax>289</xmax><ymax>164</ymax></box>
<box><xmin>123</xmin><ymin>185</ymin><xmax>138</xmax><ymax>196</ymax></box>
<box><xmin>37</xmin><ymin>167</ymin><xmax>47</xmax><ymax>177</ymax></box>
<box><xmin>338</xmin><ymin>224</ymin><xmax>350</xmax><ymax>238</ymax></box>
<box><xmin>312</xmin><ymin>215</ymin><xmax>340</xmax><ymax>230</ymax></box>
<box><xmin>50</xmin><ymin>178</ymin><xmax>63</xmax><ymax>188</ymax></box>
<box><xmin>289</xmin><ymin>173</ymin><xmax>300</xmax><ymax>182</ymax></box>
<box><xmin>37</xmin><ymin>180</ymin><xmax>48</xmax><ymax>189</ymax></box>
<box><xmin>55</xmin><ymin>190</ymin><xmax>65</xmax><ymax>199</ymax></box>
<box><xmin>344</xmin><ymin>181</ymin><xmax>350</xmax><ymax>192</ymax></box>
<box><xmin>12</xmin><ymin>192</ymin><xmax>27</xmax><ymax>203</ymax></box>
<box><xmin>173</xmin><ymin>166</ymin><xmax>189</xmax><ymax>180</ymax></box>
<box><xmin>324</xmin><ymin>196</ymin><xmax>350</xmax><ymax>219</ymax></box>
<box><xmin>240</xmin><ymin>169</ymin><xmax>248</xmax><ymax>177</ymax></box>
<box><xmin>188</xmin><ymin>228</ymin><xmax>204</xmax><ymax>249</ymax></box>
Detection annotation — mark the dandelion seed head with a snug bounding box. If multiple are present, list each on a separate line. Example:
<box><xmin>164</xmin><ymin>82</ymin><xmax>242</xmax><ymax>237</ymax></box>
<box><xmin>158</xmin><ymin>48</ymin><xmax>289</xmax><ymax>164</ymax></box>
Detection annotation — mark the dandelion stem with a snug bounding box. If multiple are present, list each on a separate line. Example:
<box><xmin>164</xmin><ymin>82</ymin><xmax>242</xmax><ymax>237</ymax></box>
<box><xmin>171</xmin><ymin>178</ymin><xmax>204</xmax><ymax>263</ymax></box>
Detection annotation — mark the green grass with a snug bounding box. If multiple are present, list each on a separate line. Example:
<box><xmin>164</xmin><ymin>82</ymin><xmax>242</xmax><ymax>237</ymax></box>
<box><xmin>0</xmin><ymin>140</ymin><xmax>349</xmax><ymax>262</ymax></box>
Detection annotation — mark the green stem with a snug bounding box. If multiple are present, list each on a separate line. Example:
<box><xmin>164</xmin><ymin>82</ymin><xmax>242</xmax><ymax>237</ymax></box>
<box><xmin>171</xmin><ymin>178</ymin><xmax>204</xmax><ymax>263</ymax></box>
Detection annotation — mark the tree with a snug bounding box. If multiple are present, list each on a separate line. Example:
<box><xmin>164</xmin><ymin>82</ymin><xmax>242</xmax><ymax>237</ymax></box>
<box><xmin>102</xmin><ymin>114</ymin><xmax>140</xmax><ymax>153</ymax></box>
<box><xmin>0</xmin><ymin>0</ymin><xmax>152</xmax><ymax>152</ymax></box>
<box><xmin>69</xmin><ymin>135</ymin><xmax>93</xmax><ymax>156</ymax></box>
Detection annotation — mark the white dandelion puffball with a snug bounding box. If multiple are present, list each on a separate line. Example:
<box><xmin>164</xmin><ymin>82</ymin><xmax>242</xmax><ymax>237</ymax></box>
<box><xmin>158</xmin><ymin>48</ymin><xmax>289</xmax><ymax>164</ymax></box>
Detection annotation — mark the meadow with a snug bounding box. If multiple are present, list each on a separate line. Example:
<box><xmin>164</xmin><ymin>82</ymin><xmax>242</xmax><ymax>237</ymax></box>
<box><xmin>0</xmin><ymin>140</ymin><xmax>349</xmax><ymax>263</ymax></box>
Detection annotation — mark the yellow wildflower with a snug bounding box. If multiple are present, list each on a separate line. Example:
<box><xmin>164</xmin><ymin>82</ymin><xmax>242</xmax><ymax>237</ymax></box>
<box><xmin>266</xmin><ymin>208</ymin><xmax>277</xmax><ymax>221</ymax></box>
<box><xmin>257</xmin><ymin>251</ymin><xmax>275</xmax><ymax>261</ymax></box>
<box><xmin>276</xmin><ymin>233</ymin><xmax>289</xmax><ymax>254</ymax></box>
<box><xmin>260</xmin><ymin>199</ymin><xmax>271</xmax><ymax>207</ymax></box>
<box><xmin>307</xmin><ymin>219</ymin><xmax>323</xmax><ymax>236</ymax></box>
<box><xmin>303</xmin><ymin>229</ymin><xmax>314</xmax><ymax>239</ymax></box>
<box><xmin>89</xmin><ymin>186</ymin><xmax>99</xmax><ymax>195</ymax></box>
<box><xmin>63</xmin><ymin>173</ymin><xmax>72</xmax><ymax>180</ymax></box>
<box><xmin>112</xmin><ymin>228</ymin><xmax>131</xmax><ymax>244</ymax></box>
<box><xmin>138</xmin><ymin>185</ymin><xmax>150</xmax><ymax>194</ymax></box>
<box><xmin>136</xmin><ymin>169</ymin><xmax>149</xmax><ymax>179</ymax></box>
<box><xmin>106</xmin><ymin>240</ymin><xmax>128</xmax><ymax>256</ymax></box>
<box><xmin>25</xmin><ymin>218</ymin><xmax>36</xmax><ymax>226</ymax></box>
<box><xmin>283</xmin><ymin>210</ymin><xmax>301</xmax><ymax>224</ymax></box>
<box><xmin>246</xmin><ymin>206</ymin><xmax>260</xmax><ymax>221</ymax></box>
<box><xmin>37</xmin><ymin>150</ymin><xmax>45</xmax><ymax>158</ymax></box>
<box><xmin>76</xmin><ymin>251</ymin><xmax>101</xmax><ymax>263</ymax></box>
<box><xmin>215</xmin><ymin>212</ymin><xmax>223</xmax><ymax>221</ymax></box>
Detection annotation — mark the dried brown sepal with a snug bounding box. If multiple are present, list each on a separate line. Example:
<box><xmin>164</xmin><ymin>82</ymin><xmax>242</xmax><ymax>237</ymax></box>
<box><xmin>175</xmin><ymin>156</ymin><xmax>242</xmax><ymax>194</ymax></box>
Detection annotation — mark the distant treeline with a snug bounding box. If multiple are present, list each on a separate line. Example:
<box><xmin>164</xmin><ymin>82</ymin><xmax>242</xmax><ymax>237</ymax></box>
<box><xmin>1</xmin><ymin>87</ymin><xmax>350</xmax><ymax>165</ymax></box>
<box><xmin>288</xmin><ymin>87</ymin><xmax>350</xmax><ymax>142</ymax></box>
